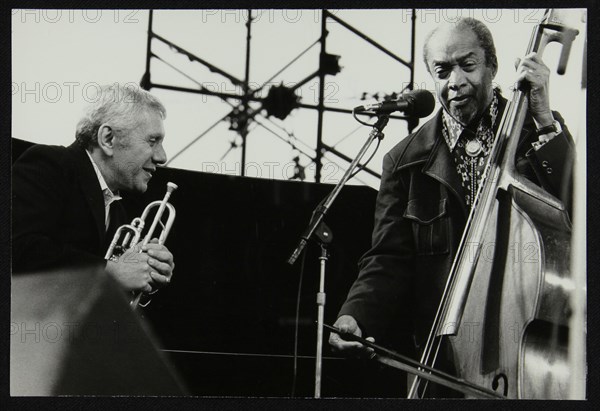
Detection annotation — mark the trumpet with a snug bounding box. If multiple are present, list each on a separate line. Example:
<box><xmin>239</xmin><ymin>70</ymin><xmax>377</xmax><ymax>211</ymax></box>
<box><xmin>105</xmin><ymin>182</ymin><xmax>178</xmax><ymax>308</ymax></box>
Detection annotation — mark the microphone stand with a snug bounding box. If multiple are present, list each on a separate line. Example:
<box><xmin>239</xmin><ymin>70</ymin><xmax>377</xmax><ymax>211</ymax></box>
<box><xmin>287</xmin><ymin>113</ymin><xmax>390</xmax><ymax>398</ymax></box>
<box><xmin>313</xmin><ymin>219</ymin><xmax>332</xmax><ymax>399</ymax></box>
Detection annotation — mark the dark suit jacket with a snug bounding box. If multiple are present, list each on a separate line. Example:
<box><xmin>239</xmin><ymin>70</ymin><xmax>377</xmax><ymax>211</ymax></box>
<box><xmin>338</xmin><ymin>97</ymin><xmax>574</xmax><ymax>351</ymax></box>
<box><xmin>12</xmin><ymin>142</ymin><xmax>127</xmax><ymax>273</ymax></box>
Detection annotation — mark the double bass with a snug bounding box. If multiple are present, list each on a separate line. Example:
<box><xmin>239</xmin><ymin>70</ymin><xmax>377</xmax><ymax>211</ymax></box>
<box><xmin>404</xmin><ymin>10</ymin><xmax>582</xmax><ymax>399</ymax></box>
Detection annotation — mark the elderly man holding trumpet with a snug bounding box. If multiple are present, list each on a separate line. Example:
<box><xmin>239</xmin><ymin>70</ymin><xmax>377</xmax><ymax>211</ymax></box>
<box><xmin>12</xmin><ymin>84</ymin><xmax>175</xmax><ymax>300</ymax></box>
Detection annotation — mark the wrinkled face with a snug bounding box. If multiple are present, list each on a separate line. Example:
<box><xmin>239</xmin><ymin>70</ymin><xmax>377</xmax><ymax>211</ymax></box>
<box><xmin>111</xmin><ymin>110</ymin><xmax>166</xmax><ymax>193</ymax></box>
<box><xmin>426</xmin><ymin>27</ymin><xmax>496</xmax><ymax>125</ymax></box>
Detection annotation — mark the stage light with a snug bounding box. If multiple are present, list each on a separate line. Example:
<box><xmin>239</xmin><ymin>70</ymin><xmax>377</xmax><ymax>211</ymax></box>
<box><xmin>263</xmin><ymin>83</ymin><xmax>301</xmax><ymax>120</ymax></box>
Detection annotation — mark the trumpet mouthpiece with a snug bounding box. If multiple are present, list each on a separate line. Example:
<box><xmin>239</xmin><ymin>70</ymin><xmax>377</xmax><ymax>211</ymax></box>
<box><xmin>167</xmin><ymin>182</ymin><xmax>178</xmax><ymax>193</ymax></box>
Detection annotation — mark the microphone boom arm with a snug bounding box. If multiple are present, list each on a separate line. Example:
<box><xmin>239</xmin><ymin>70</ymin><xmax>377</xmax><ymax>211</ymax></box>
<box><xmin>287</xmin><ymin>115</ymin><xmax>390</xmax><ymax>265</ymax></box>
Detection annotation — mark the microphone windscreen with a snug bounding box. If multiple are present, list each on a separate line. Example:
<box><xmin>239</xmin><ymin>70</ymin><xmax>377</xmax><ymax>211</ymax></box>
<box><xmin>409</xmin><ymin>89</ymin><xmax>436</xmax><ymax>118</ymax></box>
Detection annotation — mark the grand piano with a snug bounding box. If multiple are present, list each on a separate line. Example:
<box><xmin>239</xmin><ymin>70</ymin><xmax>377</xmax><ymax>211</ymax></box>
<box><xmin>11</xmin><ymin>138</ymin><xmax>407</xmax><ymax>397</ymax></box>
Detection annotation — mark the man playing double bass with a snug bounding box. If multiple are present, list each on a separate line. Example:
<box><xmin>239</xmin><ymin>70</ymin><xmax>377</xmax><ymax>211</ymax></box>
<box><xmin>329</xmin><ymin>17</ymin><xmax>574</xmax><ymax>397</ymax></box>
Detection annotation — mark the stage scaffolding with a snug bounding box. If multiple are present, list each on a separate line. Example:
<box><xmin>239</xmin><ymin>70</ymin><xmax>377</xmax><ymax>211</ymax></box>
<box><xmin>141</xmin><ymin>9</ymin><xmax>417</xmax><ymax>183</ymax></box>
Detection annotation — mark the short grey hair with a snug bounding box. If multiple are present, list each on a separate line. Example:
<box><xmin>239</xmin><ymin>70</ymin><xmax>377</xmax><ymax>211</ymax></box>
<box><xmin>423</xmin><ymin>17</ymin><xmax>498</xmax><ymax>73</ymax></box>
<box><xmin>75</xmin><ymin>84</ymin><xmax>166</xmax><ymax>148</ymax></box>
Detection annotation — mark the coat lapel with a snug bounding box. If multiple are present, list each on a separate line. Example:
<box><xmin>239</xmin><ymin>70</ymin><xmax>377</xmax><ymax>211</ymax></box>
<box><xmin>104</xmin><ymin>200</ymin><xmax>128</xmax><ymax>251</ymax></box>
<box><xmin>416</xmin><ymin>96</ymin><xmax>513</xmax><ymax>218</ymax></box>
<box><xmin>422</xmin><ymin>133</ymin><xmax>467</xmax><ymax>216</ymax></box>
<box><xmin>67</xmin><ymin>142</ymin><xmax>106</xmax><ymax>247</ymax></box>
<box><xmin>408</xmin><ymin>111</ymin><xmax>468</xmax><ymax>216</ymax></box>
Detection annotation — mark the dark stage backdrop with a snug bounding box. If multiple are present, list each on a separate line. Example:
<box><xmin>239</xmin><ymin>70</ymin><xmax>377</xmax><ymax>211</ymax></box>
<box><xmin>12</xmin><ymin>138</ymin><xmax>408</xmax><ymax>397</ymax></box>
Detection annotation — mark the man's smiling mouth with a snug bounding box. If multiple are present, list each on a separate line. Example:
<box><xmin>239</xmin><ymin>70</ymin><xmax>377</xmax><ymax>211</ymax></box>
<box><xmin>450</xmin><ymin>95</ymin><xmax>471</xmax><ymax>106</ymax></box>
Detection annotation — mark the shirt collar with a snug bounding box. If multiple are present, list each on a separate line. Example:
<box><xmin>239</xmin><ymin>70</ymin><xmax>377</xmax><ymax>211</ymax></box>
<box><xmin>442</xmin><ymin>91</ymin><xmax>499</xmax><ymax>152</ymax></box>
<box><xmin>85</xmin><ymin>150</ymin><xmax>122</xmax><ymax>207</ymax></box>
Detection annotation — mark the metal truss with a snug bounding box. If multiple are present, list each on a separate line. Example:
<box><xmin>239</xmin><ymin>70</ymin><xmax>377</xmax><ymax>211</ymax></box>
<box><xmin>141</xmin><ymin>9</ymin><xmax>417</xmax><ymax>182</ymax></box>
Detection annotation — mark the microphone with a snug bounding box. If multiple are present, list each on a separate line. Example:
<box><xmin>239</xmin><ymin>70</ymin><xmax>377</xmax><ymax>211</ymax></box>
<box><xmin>353</xmin><ymin>89</ymin><xmax>435</xmax><ymax>118</ymax></box>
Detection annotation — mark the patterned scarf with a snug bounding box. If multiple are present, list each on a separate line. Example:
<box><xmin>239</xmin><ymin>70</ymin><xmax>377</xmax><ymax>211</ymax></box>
<box><xmin>442</xmin><ymin>91</ymin><xmax>499</xmax><ymax>208</ymax></box>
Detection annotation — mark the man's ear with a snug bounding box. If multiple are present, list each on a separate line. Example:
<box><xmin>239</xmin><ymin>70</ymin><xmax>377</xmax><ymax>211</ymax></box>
<box><xmin>491</xmin><ymin>59</ymin><xmax>498</xmax><ymax>79</ymax></box>
<box><xmin>97</xmin><ymin>124</ymin><xmax>115</xmax><ymax>156</ymax></box>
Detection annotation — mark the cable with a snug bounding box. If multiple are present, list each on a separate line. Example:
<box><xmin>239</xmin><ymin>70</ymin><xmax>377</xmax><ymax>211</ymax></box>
<box><xmin>348</xmin><ymin>137</ymin><xmax>381</xmax><ymax>180</ymax></box>
<box><xmin>153</xmin><ymin>52</ymin><xmax>233</xmax><ymax>98</ymax></box>
<box><xmin>218</xmin><ymin>139</ymin><xmax>240</xmax><ymax>161</ymax></box>
<box><xmin>251</xmin><ymin>38</ymin><xmax>320</xmax><ymax>98</ymax></box>
<box><xmin>165</xmin><ymin>114</ymin><xmax>229</xmax><ymax>166</ymax></box>
<box><xmin>257</xmin><ymin>116</ymin><xmax>318</xmax><ymax>154</ymax></box>
<box><xmin>352</xmin><ymin>109</ymin><xmax>378</xmax><ymax>127</ymax></box>
<box><xmin>330</xmin><ymin>124</ymin><xmax>364</xmax><ymax>150</ymax></box>
<box><xmin>253</xmin><ymin>117</ymin><xmax>316</xmax><ymax>160</ymax></box>
<box><xmin>161</xmin><ymin>348</ymin><xmax>343</xmax><ymax>360</ymax></box>
<box><xmin>290</xmin><ymin>249</ymin><xmax>308</xmax><ymax>397</ymax></box>
<box><xmin>330</xmin><ymin>109</ymin><xmax>388</xmax><ymax>181</ymax></box>
<box><xmin>320</xmin><ymin>154</ymin><xmax>370</xmax><ymax>187</ymax></box>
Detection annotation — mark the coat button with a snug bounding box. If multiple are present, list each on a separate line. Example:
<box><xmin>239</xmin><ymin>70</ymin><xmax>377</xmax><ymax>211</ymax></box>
<box><xmin>546</xmin><ymin>167</ymin><xmax>553</xmax><ymax>174</ymax></box>
<box><xmin>542</xmin><ymin>160</ymin><xmax>549</xmax><ymax>167</ymax></box>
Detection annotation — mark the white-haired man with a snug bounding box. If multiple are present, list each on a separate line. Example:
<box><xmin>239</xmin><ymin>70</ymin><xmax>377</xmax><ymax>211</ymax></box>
<box><xmin>13</xmin><ymin>84</ymin><xmax>174</xmax><ymax>295</ymax></box>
